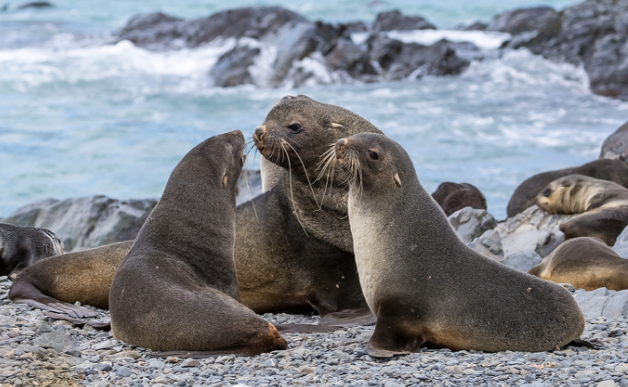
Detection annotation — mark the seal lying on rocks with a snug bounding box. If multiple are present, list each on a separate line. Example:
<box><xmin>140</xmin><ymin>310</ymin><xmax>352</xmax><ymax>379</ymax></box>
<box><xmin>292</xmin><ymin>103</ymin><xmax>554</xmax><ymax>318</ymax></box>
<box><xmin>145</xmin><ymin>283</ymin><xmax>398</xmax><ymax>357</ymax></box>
<box><xmin>431</xmin><ymin>182</ymin><xmax>487</xmax><ymax>216</ymax></box>
<box><xmin>335</xmin><ymin>132</ymin><xmax>584</xmax><ymax>357</ymax></box>
<box><xmin>110</xmin><ymin>131</ymin><xmax>288</xmax><ymax>354</ymax></box>
<box><xmin>529</xmin><ymin>237</ymin><xmax>628</xmax><ymax>291</ymax></box>
<box><xmin>236</xmin><ymin>95</ymin><xmax>383</xmax><ymax>315</ymax></box>
<box><xmin>536</xmin><ymin>174</ymin><xmax>628</xmax><ymax>246</ymax></box>
<box><xmin>0</xmin><ymin>223</ymin><xmax>64</xmax><ymax>276</ymax></box>
<box><xmin>9</xmin><ymin>241</ymin><xmax>133</xmax><ymax>317</ymax></box>
<box><xmin>506</xmin><ymin>159</ymin><xmax>628</xmax><ymax>217</ymax></box>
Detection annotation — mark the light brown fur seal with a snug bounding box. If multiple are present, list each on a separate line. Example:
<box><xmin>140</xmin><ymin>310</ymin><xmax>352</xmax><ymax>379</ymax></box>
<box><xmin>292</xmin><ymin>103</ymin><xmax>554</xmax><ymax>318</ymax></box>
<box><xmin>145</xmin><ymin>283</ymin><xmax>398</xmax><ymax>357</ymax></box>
<box><xmin>0</xmin><ymin>223</ymin><xmax>64</xmax><ymax>276</ymax></box>
<box><xmin>235</xmin><ymin>95</ymin><xmax>382</xmax><ymax>315</ymax></box>
<box><xmin>529</xmin><ymin>237</ymin><xmax>628</xmax><ymax>291</ymax></box>
<box><xmin>109</xmin><ymin>131</ymin><xmax>287</xmax><ymax>354</ymax></box>
<box><xmin>507</xmin><ymin>159</ymin><xmax>628</xmax><ymax>217</ymax></box>
<box><xmin>9</xmin><ymin>241</ymin><xmax>133</xmax><ymax>318</ymax></box>
<box><xmin>335</xmin><ymin>133</ymin><xmax>584</xmax><ymax>357</ymax></box>
<box><xmin>536</xmin><ymin>174</ymin><xmax>628</xmax><ymax>246</ymax></box>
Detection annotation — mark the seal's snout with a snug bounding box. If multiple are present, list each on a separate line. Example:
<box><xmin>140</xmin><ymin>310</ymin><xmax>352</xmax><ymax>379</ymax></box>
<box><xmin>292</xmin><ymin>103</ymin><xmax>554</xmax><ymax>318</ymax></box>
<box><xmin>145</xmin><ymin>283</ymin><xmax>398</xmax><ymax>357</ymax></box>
<box><xmin>336</xmin><ymin>138</ymin><xmax>348</xmax><ymax>159</ymax></box>
<box><xmin>254</xmin><ymin>125</ymin><xmax>267</xmax><ymax>143</ymax></box>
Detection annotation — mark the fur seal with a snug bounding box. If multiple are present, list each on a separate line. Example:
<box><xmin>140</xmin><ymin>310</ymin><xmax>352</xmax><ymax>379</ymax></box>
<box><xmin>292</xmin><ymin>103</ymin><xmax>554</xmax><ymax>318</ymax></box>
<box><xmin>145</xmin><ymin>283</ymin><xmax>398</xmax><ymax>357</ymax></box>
<box><xmin>535</xmin><ymin>174</ymin><xmax>628</xmax><ymax>246</ymax></box>
<box><xmin>235</xmin><ymin>95</ymin><xmax>383</xmax><ymax>315</ymax></box>
<box><xmin>431</xmin><ymin>182</ymin><xmax>487</xmax><ymax>216</ymax></box>
<box><xmin>9</xmin><ymin>240</ymin><xmax>132</xmax><ymax>317</ymax></box>
<box><xmin>0</xmin><ymin>223</ymin><xmax>64</xmax><ymax>276</ymax></box>
<box><xmin>529</xmin><ymin>237</ymin><xmax>628</xmax><ymax>291</ymax></box>
<box><xmin>506</xmin><ymin>158</ymin><xmax>628</xmax><ymax>218</ymax></box>
<box><xmin>109</xmin><ymin>131</ymin><xmax>287</xmax><ymax>353</ymax></box>
<box><xmin>335</xmin><ymin>133</ymin><xmax>584</xmax><ymax>357</ymax></box>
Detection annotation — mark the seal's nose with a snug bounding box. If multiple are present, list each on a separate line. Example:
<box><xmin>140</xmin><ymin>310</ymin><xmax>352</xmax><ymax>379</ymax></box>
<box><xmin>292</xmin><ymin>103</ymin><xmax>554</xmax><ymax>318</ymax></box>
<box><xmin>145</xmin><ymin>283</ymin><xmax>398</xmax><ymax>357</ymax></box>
<box><xmin>254</xmin><ymin>125</ymin><xmax>266</xmax><ymax>143</ymax></box>
<box><xmin>335</xmin><ymin>138</ymin><xmax>348</xmax><ymax>159</ymax></box>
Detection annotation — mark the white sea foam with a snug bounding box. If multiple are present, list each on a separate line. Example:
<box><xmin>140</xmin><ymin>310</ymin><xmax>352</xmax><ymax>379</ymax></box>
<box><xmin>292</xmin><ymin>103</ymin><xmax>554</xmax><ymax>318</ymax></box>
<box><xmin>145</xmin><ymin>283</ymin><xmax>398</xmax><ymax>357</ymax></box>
<box><xmin>351</xmin><ymin>30</ymin><xmax>511</xmax><ymax>49</ymax></box>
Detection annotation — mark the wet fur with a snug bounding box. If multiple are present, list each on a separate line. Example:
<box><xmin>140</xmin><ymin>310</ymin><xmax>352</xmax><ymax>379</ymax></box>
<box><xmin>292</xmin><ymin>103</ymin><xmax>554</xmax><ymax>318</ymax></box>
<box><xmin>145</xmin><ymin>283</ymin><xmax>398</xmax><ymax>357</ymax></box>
<box><xmin>507</xmin><ymin>159</ymin><xmax>628</xmax><ymax>217</ymax></box>
<box><xmin>529</xmin><ymin>237</ymin><xmax>628</xmax><ymax>291</ymax></box>
<box><xmin>109</xmin><ymin>131</ymin><xmax>287</xmax><ymax>353</ymax></box>
<box><xmin>337</xmin><ymin>133</ymin><xmax>584</xmax><ymax>356</ymax></box>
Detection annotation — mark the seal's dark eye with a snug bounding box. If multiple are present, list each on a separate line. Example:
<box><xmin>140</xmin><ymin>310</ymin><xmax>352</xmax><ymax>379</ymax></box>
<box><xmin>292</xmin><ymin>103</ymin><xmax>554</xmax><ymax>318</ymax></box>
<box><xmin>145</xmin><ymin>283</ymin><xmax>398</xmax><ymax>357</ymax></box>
<box><xmin>542</xmin><ymin>188</ymin><xmax>552</xmax><ymax>197</ymax></box>
<box><xmin>368</xmin><ymin>151</ymin><xmax>379</xmax><ymax>160</ymax></box>
<box><xmin>288</xmin><ymin>123</ymin><xmax>302</xmax><ymax>133</ymax></box>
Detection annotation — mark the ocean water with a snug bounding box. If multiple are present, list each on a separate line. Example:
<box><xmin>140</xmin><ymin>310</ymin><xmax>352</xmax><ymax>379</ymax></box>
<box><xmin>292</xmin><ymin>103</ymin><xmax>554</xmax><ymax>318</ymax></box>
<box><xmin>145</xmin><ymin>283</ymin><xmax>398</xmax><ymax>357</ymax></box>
<box><xmin>1</xmin><ymin>0</ymin><xmax>627</xmax><ymax>220</ymax></box>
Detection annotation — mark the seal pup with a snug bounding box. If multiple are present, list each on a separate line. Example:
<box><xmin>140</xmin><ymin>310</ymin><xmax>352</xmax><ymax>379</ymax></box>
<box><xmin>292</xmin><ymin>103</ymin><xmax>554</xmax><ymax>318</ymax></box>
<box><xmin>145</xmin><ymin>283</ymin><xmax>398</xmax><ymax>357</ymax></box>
<box><xmin>9</xmin><ymin>240</ymin><xmax>133</xmax><ymax>317</ymax></box>
<box><xmin>110</xmin><ymin>131</ymin><xmax>287</xmax><ymax>353</ymax></box>
<box><xmin>0</xmin><ymin>223</ymin><xmax>64</xmax><ymax>276</ymax></box>
<box><xmin>536</xmin><ymin>174</ymin><xmax>628</xmax><ymax>246</ymax></box>
<box><xmin>506</xmin><ymin>158</ymin><xmax>628</xmax><ymax>217</ymax></box>
<box><xmin>431</xmin><ymin>182</ymin><xmax>487</xmax><ymax>216</ymax></box>
<box><xmin>236</xmin><ymin>95</ymin><xmax>382</xmax><ymax>316</ymax></box>
<box><xmin>335</xmin><ymin>133</ymin><xmax>584</xmax><ymax>357</ymax></box>
<box><xmin>529</xmin><ymin>237</ymin><xmax>628</xmax><ymax>291</ymax></box>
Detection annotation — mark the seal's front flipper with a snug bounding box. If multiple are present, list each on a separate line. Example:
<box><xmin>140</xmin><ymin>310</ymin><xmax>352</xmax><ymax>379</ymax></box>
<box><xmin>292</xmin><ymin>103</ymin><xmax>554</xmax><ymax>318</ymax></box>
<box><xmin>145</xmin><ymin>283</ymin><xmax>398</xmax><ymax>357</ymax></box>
<box><xmin>563</xmin><ymin>338</ymin><xmax>602</xmax><ymax>350</ymax></box>
<box><xmin>320</xmin><ymin>308</ymin><xmax>377</xmax><ymax>327</ymax></box>
<box><xmin>365</xmin><ymin>341</ymin><xmax>410</xmax><ymax>358</ymax></box>
<box><xmin>9</xmin><ymin>276</ymin><xmax>99</xmax><ymax>318</ymax></box>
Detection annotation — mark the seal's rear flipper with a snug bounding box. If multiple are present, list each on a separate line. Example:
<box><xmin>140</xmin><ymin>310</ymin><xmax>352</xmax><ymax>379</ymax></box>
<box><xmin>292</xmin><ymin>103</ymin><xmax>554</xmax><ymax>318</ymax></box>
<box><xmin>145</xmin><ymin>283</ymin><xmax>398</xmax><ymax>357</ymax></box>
<box><xmin>563</xmin><ymin>338</ymin><xmax>602</xmax><ymax>350</ymax></box>
<box><xmin>275</xmin><ymin>323</ymin><xmax>340</xmax><ymax>333</ymax></box>
<box><xmin>365</xmin><ymin>341</ymin><xmax>410</xmax><ymax>358</ymax></box>
<box><xmin>320</xmin><ymin>308</ymin><xmax>377</xmax><ymax>327</ymax></box>
<box><xmin>42</xmin><ymin>312</ymin><xmax>110</xmax><ymax>330</ymax></box>
<box><xmin>9</xmin><ymin>277</ymin><xmax>99</xmax><ymax>318</ymax></box>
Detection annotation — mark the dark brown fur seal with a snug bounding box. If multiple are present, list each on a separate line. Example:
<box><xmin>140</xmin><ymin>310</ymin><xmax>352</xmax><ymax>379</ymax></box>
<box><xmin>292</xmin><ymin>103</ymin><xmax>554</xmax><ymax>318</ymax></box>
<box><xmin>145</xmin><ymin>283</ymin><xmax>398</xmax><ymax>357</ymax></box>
<box><xmin>529</xmin><ymin>237</ymin><xmax>628</xmax><ymax>291</ymax></box>
<box><xmin>536</xmin><ymin>174</ymin><xmax>628</xmax><ymax>246</ymax></box>
<box><xmin>431</xmin><ymin>182</ymin><xmax>487</xmax><ymax>216</ymax></box>
<box><xmin>336</xmin><ymin>133</ymin><xmax>584</xmax><ymax>357</ymax></box>
<box><xmin>0</xmin><ymin>223</ymin><xmax>64</xmax><ymax>276</ymax></box>
<box><xmin>9</xmin><ymin>241</ymin><xmax>132</xmax><ymax>317</ymax></box>
<box><xmin>235</xmin><ymin>95</ymin><xmax>383</xmax><ymax>315</ymax></box>
<box><xmin>506</xmin><ymin>158</ymin><xmax>628</xmax><ymax>218</ymax></box>
<box><xmin>110</xmin><ymin>131</ymin><xmax>287</xmax><ymax>353</ymax></box>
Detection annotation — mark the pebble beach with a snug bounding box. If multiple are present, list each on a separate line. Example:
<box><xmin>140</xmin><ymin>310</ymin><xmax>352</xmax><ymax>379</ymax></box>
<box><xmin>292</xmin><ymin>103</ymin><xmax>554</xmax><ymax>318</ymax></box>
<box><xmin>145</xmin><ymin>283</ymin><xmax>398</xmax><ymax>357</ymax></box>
<box><xmin>2</xmin><ymin>276</ymin><xmax>628</xmax><ymax>387</ymax></box>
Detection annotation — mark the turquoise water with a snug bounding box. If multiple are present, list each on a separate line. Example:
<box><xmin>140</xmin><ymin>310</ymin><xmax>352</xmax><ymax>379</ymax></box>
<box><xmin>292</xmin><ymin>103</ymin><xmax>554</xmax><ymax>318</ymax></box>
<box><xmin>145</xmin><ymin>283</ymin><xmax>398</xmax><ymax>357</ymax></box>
<box><xmin>1</xmin><ymin>0</ymin><xmax>626</xmax><ymax>220</ymax></box>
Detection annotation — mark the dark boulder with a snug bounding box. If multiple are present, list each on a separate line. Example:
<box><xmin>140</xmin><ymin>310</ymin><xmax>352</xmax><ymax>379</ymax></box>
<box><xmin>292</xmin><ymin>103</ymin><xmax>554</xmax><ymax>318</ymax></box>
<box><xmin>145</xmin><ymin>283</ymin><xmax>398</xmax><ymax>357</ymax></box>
<box><xmin>210</xmin><ymin>45</ymin><xmax>261</xmax><ymax>87</ymax></box>
<box><xmin>16</xmin><ymin>1</ymin><xmax>53</xmax><ymax>10</ymax></box>
<box><xmin>373</xmin><ymin>10</ymin><xmax>436</xmax><ymax>32</ymax></box>
<box><xmin>369</xmin><ymin>35</ymin><xmax>471</xmax><ymax>80</ymax></box>
<box><xmin>487</xmin><ymin>6</ymin><xmax>561</xmax><ymax>37</ymax></box>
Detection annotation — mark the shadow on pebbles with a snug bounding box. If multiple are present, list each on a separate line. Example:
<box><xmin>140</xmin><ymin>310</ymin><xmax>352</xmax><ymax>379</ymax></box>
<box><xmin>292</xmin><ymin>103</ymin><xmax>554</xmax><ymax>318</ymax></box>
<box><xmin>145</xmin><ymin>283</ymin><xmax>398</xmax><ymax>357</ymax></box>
<box><xmin>1</xmin><ymin>276</ymin><xmax>628</xmax><ymax>387</ymax></box>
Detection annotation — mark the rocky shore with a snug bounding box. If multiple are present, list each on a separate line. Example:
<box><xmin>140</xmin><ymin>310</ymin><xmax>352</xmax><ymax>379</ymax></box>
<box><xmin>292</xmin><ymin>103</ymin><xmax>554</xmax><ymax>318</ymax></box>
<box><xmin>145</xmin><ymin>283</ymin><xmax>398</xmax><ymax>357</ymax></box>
<box><xmin>110</xmin><ymin>0</ymin><xmax>628</xmax><ymax>100</ymax></box>
<box><xmin>2</xmin><ymin>274</ymin><xmax>628</xmax><ymax>387</ymax></box>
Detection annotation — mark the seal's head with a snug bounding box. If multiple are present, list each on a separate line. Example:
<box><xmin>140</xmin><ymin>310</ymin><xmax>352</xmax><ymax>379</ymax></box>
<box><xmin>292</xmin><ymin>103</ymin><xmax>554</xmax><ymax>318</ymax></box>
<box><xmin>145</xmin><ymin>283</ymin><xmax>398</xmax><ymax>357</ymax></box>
<box><xmin>535</xmin><ymin>174</ymin><xmax>605</xmax><ymax>214</ymax></box>
<box><xmin>254</xmin><ymin>95</ymin><xmax>381</xmax><ymax>183</ymax></box>
<box><xmin>334</xmin><ymin>133</ymin><xmax>413</xmax><ymax>198</ymax></box>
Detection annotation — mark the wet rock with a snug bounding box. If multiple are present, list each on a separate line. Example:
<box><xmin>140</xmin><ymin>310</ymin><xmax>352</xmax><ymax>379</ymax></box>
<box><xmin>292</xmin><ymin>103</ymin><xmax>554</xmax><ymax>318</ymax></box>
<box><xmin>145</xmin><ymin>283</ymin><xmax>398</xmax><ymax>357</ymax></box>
<box><xmin>600</xmin><ymin>121</ymin><xmax>628</xmax><ymax>162</ymax></box>
<box><xmin>459</xmin><ymin>21</ymin><xmax>488</xmax><ymax>31</ymax></box>
<box><xmin>210</xmin><ymin>44</ymin><xmax>260</xmax><ymax>87</ymax></box>
<box><xmin>487</xmin><ymin>6</ymin><xmax>561</xmax><ymax>40</ymax></box>
<box><xmin>448</xmin><ymin>207</ymin><xmax>497</xmax><ymax>244</ymax></box>
<box><xmin>3</xmin><ymin>196</ymin><xmax>157</xmax><ymax>251</ymax></box>
<box><xmin>500</xmin><ymin>0</ymin><xmax>628</xmax><ymax>100</ymax></box>
<box><xmin>324</xmin><ymin>38</ymin><xmax>376</xmax><ymax>79</ymax></box>
<box><xmin>368</xmin><ymin>35</ymin><xmax>471</xmax><ymax>80</ymax></box>
<box><xmin>373</xmin><ymin>10</ymin><xmax>436</xmax><ymax>32</ymax></box>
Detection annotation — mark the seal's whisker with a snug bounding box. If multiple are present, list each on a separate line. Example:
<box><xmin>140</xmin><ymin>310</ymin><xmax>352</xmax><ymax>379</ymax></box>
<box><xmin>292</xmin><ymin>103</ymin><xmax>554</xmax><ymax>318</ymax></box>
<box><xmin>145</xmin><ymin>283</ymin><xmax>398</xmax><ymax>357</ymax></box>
<box><xmin>281</xmin><ymin>143</ymin><xmax>309</xmax><ymax>237</ymax></box>
<box><xmin>283</xmin><ymin>140</ymin><xmax>320</xmax><ymax>208</ymax></box>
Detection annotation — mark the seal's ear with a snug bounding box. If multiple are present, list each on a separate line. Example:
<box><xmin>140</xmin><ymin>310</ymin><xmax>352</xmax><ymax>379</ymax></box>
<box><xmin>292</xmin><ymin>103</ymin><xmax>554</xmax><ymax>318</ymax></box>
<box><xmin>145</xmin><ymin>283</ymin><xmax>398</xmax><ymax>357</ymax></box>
<box><xmin>394</xmin><ymin>173</ymin><xmax>402</xmax><ymax>187</ymax></box>
<box><xmin>330</xmin><ymin>123</ymin><xmax>344</xmax><ymax>129</ymax></box>
<box><xmin>223</xmin><ymin>175</ymin><xmax>228</xmax><ymax>189</ymax></box>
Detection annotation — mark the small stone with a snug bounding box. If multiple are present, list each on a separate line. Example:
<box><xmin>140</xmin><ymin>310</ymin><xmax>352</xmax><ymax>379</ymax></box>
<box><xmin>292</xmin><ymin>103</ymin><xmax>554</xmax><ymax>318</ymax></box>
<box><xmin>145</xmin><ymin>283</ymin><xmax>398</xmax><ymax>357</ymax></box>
<box><xmin>596</xmin><ymin>381</ymin><xmax>616</xmax><ymax>387</ymax></box>
<box><xmin>384</xmin><ymin>382</ymin><xmax>404</xmax><ymax>387</ymax></box>
<box><xmin>93</xmin><ymin>340</ymin><xmax>117</xmax><ymax>350</ymax></box>
<box><xmin>115</xmin><ymin>350</ymin><xmax>141</xmax><ymax>359</ymax></box>
<box><xmin>116</xmin><ymin>366</ymin><xmax>132</xmax><ymax>377</ymax></box>
<box><xmin>165</xmin><ymin>356</ymin><xmax>179</xmax><ymax>364</ymax></box>
<box><xmin>182</xmin><ymin>359</ymin><xmax>200</xmax><ymax>368</ymax></box>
